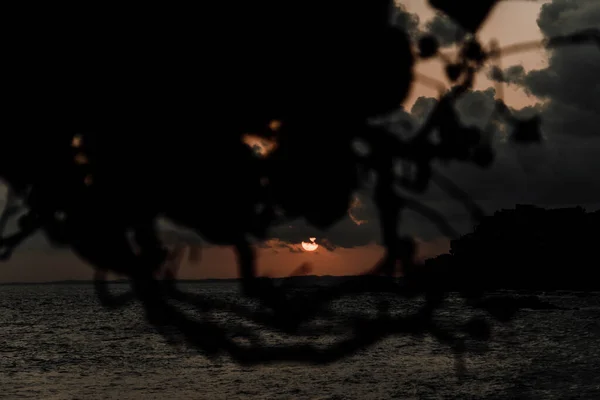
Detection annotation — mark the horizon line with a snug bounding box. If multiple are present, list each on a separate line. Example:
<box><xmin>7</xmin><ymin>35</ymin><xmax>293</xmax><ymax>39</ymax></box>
<box><xmin>0</xmin><ymin>274</ymin><xmax>391</xmax><ymax>286</ymax></box>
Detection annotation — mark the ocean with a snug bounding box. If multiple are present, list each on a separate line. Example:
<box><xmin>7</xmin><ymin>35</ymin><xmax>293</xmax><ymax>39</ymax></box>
<box><xmin>1</xmin><ymin>282</ymin><xmax>599</xmax><ymax>399</ymax></box>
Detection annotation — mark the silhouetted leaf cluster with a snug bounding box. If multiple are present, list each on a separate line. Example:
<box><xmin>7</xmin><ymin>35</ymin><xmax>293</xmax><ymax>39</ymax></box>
<box><xmin>1</xmin><ymin>1</ymin><xmax>598</xmax><ymax>374</ymax></box>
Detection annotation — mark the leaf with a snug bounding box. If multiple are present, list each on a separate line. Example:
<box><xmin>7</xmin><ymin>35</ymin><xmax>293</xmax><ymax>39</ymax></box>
<box><xmin>445</xmin><ymin>64</ymin><xmax>463</xmax><ymax>82</ymax></box>
<box><xmin>461</xmin><ymin>39</ymin><xmax>487</xmax><ymax>64</ymax></box>
<box><xmin>428</xmin><ymin>0</ymin><xmax>499</xmax><ymax>33</ymax></box>
<box><xmin>418</xmin><ymin>35</ymin><xmax>440</xmax><ymax>59</ymax></box>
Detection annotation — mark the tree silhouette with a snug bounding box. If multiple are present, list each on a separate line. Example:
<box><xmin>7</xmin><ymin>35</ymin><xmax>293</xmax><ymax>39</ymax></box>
<box><xmin>1</xmin><ymin>0</ymin><xmax>598</xmax><ymax>372</ymax></box>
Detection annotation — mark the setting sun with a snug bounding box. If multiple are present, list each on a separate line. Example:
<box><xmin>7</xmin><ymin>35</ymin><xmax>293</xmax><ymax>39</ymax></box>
<box><xmin>301</xmin><ymin>237</ymin><xmax>319</xmax><ymax>252</ymax></box>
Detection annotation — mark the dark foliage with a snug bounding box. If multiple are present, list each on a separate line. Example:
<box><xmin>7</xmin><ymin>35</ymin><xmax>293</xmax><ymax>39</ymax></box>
<box><xmin>429</xmin><ymin>0</ymin><xmax>497</xmax><ymax>33</ymax></box>
<box><xmin>428</xmin><ymin>205</ymin><xmax>600</xmax><ymax>292</ymax></box>
<box><xmin>1</xmin><ymin>1</ymin><xmax>598</xmax><ymax>374</ymax></box>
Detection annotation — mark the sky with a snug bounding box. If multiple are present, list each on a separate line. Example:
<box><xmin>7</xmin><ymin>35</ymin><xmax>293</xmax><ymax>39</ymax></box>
<box><xmin>1</xmin><ymin>0</ymin><xmax>599</xmax><ymax>282</ymax></box>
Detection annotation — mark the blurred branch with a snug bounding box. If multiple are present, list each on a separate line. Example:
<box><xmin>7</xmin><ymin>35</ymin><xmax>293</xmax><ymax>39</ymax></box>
<box><xmin>1</xmin><ymin>3</ymin><xmax>597</xmax><ymax>375</ymax></box>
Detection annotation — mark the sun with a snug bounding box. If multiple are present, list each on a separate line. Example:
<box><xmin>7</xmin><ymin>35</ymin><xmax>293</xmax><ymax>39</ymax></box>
<box><xmin>301</xmin><ymin>237</ymin><xmax>318</xmax><ymax>252</ymax></box>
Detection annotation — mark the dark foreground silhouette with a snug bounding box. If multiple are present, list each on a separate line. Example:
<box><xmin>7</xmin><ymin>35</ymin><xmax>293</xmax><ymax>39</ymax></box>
<box><xmin>423</xmin><ymin>205</ymin><xmax>600</xmax><ymax>293</ymax></box>
<box><xmin>1</xmin><ymin>1</ymin><xmax>598</xmax><ymax>374</ymax></box>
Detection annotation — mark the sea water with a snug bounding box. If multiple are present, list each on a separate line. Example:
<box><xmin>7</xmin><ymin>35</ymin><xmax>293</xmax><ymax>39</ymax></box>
<box><xmin>1</xmin><ymin>283</ymin><xmax>599</xmax><ymax>399</ymax></box>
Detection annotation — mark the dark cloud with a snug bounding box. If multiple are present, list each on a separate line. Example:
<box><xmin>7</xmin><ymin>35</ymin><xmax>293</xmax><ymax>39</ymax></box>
<box><xmin>423</xmin><ymin>12</ymin><xmax>467</xmax><ymax>47</ymax></box>
<box><xmin>398</xmin><ymin>77</ymin><xmax>600</xmax><ymax>230</ymax></box>
<box><xmin>399</xmin><ymin>88</ymin><xmax>498</xmax><ymax>134</ymax></box>
<box><xmin>452</xmin><ymin>87</ymin><xmax>497</xmax><ymax>128</ymax></box>
<box><xmin>319</xmin><ymin>238</ymin><xmax>336</xmax><ymax>251</ymax></box>
<box><xmin>281</xmin><ymin>87</ymin><xmax>519</xmax><ymax>245</ymax></box>
<box><xmin>391</xmin><ymin>4</ymin><xmax>421</xmax><ymax>39</ymax></box>
<box><xmin>487</xmin><ymin>65</ymin><xmax>526</xmax><ymax>86</ymax></box>
<box><xmin>521</xmin><ymin>0</ymin><xmax>600</xmax><ymax>139</ymax></box>
<box><xmin>281</xmin><ymin>73</ymin><xmax>600</xmax><ymax>249</ymax></box>
<box><xmin>410</xmin><ymin>97</ymin><xmax>438</xmax><ymax>123</ymax></box>
<box><xmin>264</xmin><ymin>192</ymin><xmax>382</xmax><ymax>250</ymax></box>
<box><xmin>403</xmin><ymin>0</ymin><xmax>600</xmax><ymax>234</ymax></box>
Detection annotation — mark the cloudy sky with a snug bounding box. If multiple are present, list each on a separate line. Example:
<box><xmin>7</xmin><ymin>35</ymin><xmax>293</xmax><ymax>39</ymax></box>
<box><xmin>1</xmin><ymin>0</ymin><xmax>598</xmax><ymax>282</ymax></box>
